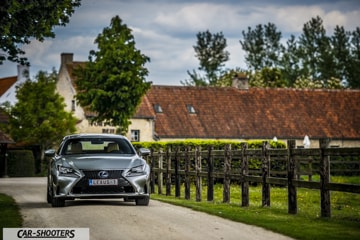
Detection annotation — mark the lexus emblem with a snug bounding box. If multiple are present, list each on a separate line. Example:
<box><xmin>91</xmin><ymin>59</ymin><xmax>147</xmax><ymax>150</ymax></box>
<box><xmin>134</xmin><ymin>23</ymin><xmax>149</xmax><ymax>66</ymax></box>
<box><xmin>98</xmin><ymin>170</ymin><xmax>109</xmax><ymax>179</ymax></box>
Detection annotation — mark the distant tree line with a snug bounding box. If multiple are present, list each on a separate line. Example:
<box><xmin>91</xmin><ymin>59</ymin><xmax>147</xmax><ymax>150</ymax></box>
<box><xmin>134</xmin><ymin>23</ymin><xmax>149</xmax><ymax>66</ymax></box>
<box><xmin>184</xmin><ymin>16</ymin><xmax>360</xmax><ymax>89</ymax></box>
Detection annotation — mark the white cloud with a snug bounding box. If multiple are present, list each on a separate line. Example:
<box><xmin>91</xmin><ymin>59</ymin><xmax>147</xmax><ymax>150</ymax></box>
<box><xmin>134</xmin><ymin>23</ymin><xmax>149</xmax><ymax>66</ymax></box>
<box><xmin>1</xmin><ymin>0</ymin><xmax>359</xmax><ymax>85</ymax></box>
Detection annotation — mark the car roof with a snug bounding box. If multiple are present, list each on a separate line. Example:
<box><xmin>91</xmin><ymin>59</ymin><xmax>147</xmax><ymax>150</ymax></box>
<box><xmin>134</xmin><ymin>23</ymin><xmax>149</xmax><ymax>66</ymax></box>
<box><xmin>62</xmin><ymin>134</ymin><xmax>127</xmax><ymax>141</ymax></box>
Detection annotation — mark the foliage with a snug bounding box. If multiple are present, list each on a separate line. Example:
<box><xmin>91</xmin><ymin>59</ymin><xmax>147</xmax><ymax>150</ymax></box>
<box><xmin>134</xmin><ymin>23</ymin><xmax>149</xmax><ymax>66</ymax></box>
<box><xmin>74</xmin><ymin>16</ymin><xmax>151</xmax><ymax>133</ymax></box>
<box><xmin>132</xmin><ymin>139</ymin><xmax>286</xmax><ymax>151</ymax></box>
<box><xmin>248</xmin><ymin>67</ymin><xmax>288</xmax><ymax>88</ymax></box>
<box><xmin>182</xmin><ymin>30</ymin><xmax>229</xmax><ymax>86</ymax></box>
<box><xmin>0</xmin><ymin>194</ymin><xmax>22</xmax><ymax>237</ymax></box>
<box><xmin>0</xmin><ymin>0</ymin><xmax>81</xmax><ymax>65</ymax></box>
<box><xmin>293</xmin><ymin>76</ymin><xmax>344</xmax><ymax>89</ymax></box>
<box><xmin>240</xmin><ymin>23</ymin><xmax>282</xmax><ymax>71</ymax></box>
<box><xmin>240</xmin><ymin>16</ymin><xmax>360</xmax><ymax>89</ymax></box>
<box><xmin>6</xmin><ymin>69</ymin><xmax>77</xmax><ymax>154</ymax></box>
<box><xmin>7</xmin><ymin>150</ymin><xmax>35</xmax><ymax>177</ymax></box>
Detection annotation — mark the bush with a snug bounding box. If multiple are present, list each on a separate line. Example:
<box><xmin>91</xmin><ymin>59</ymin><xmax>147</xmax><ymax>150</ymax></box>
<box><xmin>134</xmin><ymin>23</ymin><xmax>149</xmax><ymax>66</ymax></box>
<box><xmin>132</xmin><ymin>139</ymin><xmax>286</xmax><ymax>151</ymax></box>
<box><xmin>7</xmin><ymin>150</ymin><xmax>35</xmax><ymax>177</ymax></box>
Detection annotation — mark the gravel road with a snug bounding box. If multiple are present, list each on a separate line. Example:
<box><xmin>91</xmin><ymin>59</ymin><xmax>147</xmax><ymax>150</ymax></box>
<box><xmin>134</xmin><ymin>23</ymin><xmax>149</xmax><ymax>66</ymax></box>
<box><xmin>0</xmin><ymin>177</ymin><xmax>293</xmax><ymax>240</ymax></box>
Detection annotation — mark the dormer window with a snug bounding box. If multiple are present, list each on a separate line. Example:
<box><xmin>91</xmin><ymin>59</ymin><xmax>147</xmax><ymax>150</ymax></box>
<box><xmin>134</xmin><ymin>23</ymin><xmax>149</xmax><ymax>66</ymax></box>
<box><xmin>186</xmin><ymin>104</ymin><xmax>196</xmax><ymax>114</ymax></box>
<box><xmin>154</xmin><ymin>104</ymin><xmax>163</xmax><ymax>113</ymax></box>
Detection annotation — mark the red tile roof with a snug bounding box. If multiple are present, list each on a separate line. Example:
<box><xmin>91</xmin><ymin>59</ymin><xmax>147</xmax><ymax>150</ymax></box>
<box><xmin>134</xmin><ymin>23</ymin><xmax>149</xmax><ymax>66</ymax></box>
<box><xmin>134</xmin><ymin>86</ymin><xmax>360</xmax><ymax>139</ymax></box>
<box><xmin>0</xmin><ymin>76</ymin><xmax>16</xmax><ymax>96</ymax></box>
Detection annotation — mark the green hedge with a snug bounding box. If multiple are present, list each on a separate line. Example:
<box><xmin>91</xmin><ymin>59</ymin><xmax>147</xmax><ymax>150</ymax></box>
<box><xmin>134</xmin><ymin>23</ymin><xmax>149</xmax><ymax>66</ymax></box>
<box><xmin>132</xmin><ymin>139</ymin><xmax>286</xmax><ymax>150</ymax></box>
<box><xmin>7</xmin><ymin>150</ymin><xmax>35</xmax><ymax>177</ymax></box>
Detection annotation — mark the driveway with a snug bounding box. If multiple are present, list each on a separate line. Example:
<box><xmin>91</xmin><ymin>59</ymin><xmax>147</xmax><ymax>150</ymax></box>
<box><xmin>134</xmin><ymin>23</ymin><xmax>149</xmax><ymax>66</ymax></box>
<box><xmin>0</xmin><ymin>177</ymin><xmax>293</xmax><ymax>240</ymax></box>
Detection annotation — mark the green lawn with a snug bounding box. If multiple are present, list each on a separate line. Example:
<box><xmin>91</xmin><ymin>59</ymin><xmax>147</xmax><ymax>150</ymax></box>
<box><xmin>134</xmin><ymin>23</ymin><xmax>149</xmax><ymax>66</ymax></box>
<box><xmin>0</xmin><ymin>193</ymin><xmax>22</xmax><ymax>239</ymax></box>
<box><xmin>151</xmin><ymin>179</ymin><xmax>360</xmax><ymax>240</ymax></box>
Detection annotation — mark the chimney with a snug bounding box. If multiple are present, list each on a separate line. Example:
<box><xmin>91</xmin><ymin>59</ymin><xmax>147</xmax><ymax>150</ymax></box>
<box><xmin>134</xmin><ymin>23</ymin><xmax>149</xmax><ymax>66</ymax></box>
<box><xmin>17</xmin><ymin>65</ymin><xmax>29</xmax><ymax>82</ymax></box>
<box><xmin>232</xmin><ymin>73</ymin><xmax>249</xmax><ymax>90</ymax></box>
<box><xmin>61</xmin><ymin>53</ymin><xmax>74</xmax><ymax>65</ymax></box>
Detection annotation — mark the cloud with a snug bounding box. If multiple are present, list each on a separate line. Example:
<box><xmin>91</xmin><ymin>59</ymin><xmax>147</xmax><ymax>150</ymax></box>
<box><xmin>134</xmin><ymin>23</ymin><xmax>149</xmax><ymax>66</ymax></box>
<box><xmin>0</xmin><ymin>0</ymin><xmax>359</xmax><ymax>85</ymax></box>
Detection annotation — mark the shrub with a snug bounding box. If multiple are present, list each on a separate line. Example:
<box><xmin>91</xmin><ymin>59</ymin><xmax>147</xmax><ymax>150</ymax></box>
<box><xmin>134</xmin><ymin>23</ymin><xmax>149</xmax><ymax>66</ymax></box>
<box><xmin>7</xmin><ymin>150</ymin><xmax>35</xmax><ymax>177</ymax></box>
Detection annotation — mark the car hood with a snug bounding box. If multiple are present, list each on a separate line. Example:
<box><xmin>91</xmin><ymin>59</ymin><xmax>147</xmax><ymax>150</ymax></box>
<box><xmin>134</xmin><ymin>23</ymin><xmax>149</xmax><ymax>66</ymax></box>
<box><xmin>58</xmin><ymin>154</ymin><xmax>145</xmax><ymax>170</ymax></box>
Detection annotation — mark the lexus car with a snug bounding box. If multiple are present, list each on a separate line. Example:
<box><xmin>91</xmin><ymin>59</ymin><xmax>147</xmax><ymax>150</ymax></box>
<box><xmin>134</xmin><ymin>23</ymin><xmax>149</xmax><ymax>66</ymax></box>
<box><xmin>45</xmin><ymin>134</ymin><xmax>151</xmax><ymax>207</ymax></box>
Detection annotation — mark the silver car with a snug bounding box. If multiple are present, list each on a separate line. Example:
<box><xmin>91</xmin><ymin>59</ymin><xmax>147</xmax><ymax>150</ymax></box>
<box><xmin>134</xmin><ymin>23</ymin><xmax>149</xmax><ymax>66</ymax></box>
<box><xmin>45</xmin><ymin>134</ymin><xmax>151</xmax><ymax>207</ymax></box>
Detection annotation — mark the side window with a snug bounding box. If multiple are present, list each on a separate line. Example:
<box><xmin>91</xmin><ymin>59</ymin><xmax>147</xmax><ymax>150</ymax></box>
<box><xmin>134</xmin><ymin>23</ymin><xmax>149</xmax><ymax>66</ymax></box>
<box><xmin>131</xmin><ymin>130</ymin><xmax>140</xmax><ymax>142</ymax></box>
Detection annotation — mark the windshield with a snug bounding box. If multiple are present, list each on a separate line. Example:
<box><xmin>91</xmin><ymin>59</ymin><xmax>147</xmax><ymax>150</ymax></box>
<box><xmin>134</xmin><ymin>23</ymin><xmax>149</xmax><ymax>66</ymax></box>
<box><xmin>61</xmin><ymin>138</ymin><xmax>136</xmax><ymax>155</ymax></box>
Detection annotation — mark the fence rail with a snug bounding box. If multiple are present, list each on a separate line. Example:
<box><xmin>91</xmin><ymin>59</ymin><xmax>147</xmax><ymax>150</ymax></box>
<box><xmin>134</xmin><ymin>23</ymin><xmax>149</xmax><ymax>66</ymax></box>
<box><xmin>145</xmin><ymin>139</ymin><xmax>360</xmax><ymax>218</ymax></box>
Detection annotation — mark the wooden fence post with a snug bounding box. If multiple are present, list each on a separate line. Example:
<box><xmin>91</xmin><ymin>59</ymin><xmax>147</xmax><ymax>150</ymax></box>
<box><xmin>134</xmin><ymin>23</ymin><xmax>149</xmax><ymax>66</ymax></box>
<box><xmin>207</xmin><ymin>146</ymin><xmax>214</xmax><ymax>202</ymax></box>
<box><xmin>262</xmin><ymin>141</ymin><xmax>270</xmax><ymax>207</ymax></box>
<box><xmin>158</xmin><ymin>149</ymin><xmax>163</xmax><ymax>195</ymax></box>
<box><xmin>166</xmin><ymin>147</ymin><xmax>172</xmax><ymax>196</ymax></box>
<box><xmin>174</xmin><ymin>147</ymin><xmax>180</xmax><ymax>198</ymax></box>
<box><xmin>241</xmin><ymin>142</ymin><xmax>249</xmax><ymax>207</ymax></box>
<box><xmin>223</xmin><ymin>144</ymin><xmax>231</xmax><ymax>203</ymax></box>
<box><xmin>320</xmin><ymin>138</ymin><xmax>331</xmax><ymax>218</ymax></box>
<box><xmin>150</xmin><ymin>149</ymin><xmax>155</xmax><ymax>194</ymax></box>
<box><xmin>184</xmin><ymin>146</ymin><xmax>191</xmax><ymax>200</ymax></box>
<box><xmin>195</xmin><ymin>146</ymin><xmax>202</xmax><ymax>202</ymax></box>
<box><xmin>287</xmin><ymin>140</ymin><xmax>297</xmax><ymax>214</ymax></box>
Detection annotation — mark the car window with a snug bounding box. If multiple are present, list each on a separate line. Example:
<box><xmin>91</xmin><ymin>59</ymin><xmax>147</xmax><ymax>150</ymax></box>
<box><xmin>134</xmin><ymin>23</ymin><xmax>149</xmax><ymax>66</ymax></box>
<box><xmin>62</xmin><ymin>138</ymin><xmax>135</xmax><ymax>155</ymax></box>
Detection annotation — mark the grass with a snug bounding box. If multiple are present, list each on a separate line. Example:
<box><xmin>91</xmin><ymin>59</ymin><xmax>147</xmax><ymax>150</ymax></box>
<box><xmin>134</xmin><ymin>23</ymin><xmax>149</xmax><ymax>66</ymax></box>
<box><xmin>0</xmin><ymin>193</ymin><xmax>23</xmax><ymax>239</ymax></box>
<box><xmin>151</xmin><ymin>177</ymin><xmax>360</xmax><ymax>240</ymax></box>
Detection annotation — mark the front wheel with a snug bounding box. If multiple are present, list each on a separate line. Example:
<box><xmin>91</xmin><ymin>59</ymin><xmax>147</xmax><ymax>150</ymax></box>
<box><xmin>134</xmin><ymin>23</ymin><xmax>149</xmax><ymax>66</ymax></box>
<box><xmin>52</xmin><ymin>197</ymin><xmax>65</xmax><ymax>207</ymax></box>
<box><xmin>135</xmin><ymin>196</ymin><xmax>149</xmax><ymax>206</ymax></box>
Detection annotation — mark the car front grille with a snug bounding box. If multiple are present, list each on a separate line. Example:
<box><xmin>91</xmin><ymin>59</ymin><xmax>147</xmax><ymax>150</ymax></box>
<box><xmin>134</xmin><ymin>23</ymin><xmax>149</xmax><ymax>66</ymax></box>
<box><xmin>71</xmin><ymin>170</ymin><xmax>135</xmax><ymax>194</ymax></box>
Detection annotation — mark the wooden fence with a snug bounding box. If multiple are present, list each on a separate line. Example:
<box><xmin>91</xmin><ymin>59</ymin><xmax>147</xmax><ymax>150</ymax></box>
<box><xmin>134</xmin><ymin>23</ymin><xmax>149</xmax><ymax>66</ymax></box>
<box><xmin>145</xmin><ymin>139</ymin><xmax>360</xmax><ymax>218</ymax></box>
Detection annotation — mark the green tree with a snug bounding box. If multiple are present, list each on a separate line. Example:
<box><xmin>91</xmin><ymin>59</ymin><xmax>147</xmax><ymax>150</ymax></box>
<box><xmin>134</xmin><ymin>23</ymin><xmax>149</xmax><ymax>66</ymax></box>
<box><xmin>280</xmin><ymin>35</ymin><xmax>302</xmax><ymax>86</ymax></box>
<box><xmin>240</xmin><ymin>23</ymin><xmax>282</xmax><ymax>71</ymax></box>
<box><xmin>249</xmin><ymin>68</ymin><xmax>287</xmax><ymax>88</ymax></box>
<box><xmin>182</xmin><ymin>30</ymin><xmax>229</xmax><ymax>86</ymax></box>
<box><xmin>0</xmin><ymin>0</ymin><xmax>81</xmax><ymax>65</ymax></box>
<box><xmin>74</xmin><ymin>16</ymin><xmax>151</xmax><ymax>133</ymax></box>
<box><xmin>348</xmin><ymin>27</ymin><xmax>360</xmax><ymax>88</ymax></box>
<box><xmin>298</xmin><ymin>16</ymin><xmax>336</xmax><ymax>82</ymax></box>
<box><xmin>7</xmin><ymin>69</ymin><xmax>77</xmax><ymax>165</ymax></box>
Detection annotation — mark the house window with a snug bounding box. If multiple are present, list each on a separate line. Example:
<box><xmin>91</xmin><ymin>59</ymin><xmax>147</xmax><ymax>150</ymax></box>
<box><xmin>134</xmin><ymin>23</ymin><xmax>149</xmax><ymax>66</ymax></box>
<box><xmin>154</xmin><ymin>104</ymin><xmax>163</xmax><ymax>113</ymax></box>
<box><xmin>131</xmin><ymin>130</ymin><xmax>140</xmax><ymax>142</ymax></box>
<box><xmin>186</xmin><ymin>104</ymin><xmax>196</xmax><ymax>114</ymax></box>
<box><xmin>71</xmin><ymin>100</ymin><xmax>76</xmax><ymax>112</ymax></box>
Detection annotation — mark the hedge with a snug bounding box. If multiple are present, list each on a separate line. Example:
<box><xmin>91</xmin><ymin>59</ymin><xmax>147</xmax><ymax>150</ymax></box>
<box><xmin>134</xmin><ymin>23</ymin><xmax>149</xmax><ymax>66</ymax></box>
<box><xmin>7</xmin><ymin>150</ymin><xmax>35</xmax><ymax>177</ymax></box>
<box><xmin>132</xmin><ymin>139</ymin><xmax>286</xmax><ymax>150</ymax></box>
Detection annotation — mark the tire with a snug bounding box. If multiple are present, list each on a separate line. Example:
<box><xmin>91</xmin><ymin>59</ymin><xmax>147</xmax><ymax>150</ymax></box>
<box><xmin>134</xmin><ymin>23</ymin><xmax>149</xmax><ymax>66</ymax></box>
<box><xmin>52</xmin><ymin>197</ymin><xmax>65</xmax><ymax>207</ymax></box>
<box><xmin>46</xmin><ymin>186</ymin><xmax>52</xmax><ymax>204</ymax></box>
<box><xmin>135</xmin><ymin>196</ymin><xmax>149</xmax><ymax>206</ymax></box>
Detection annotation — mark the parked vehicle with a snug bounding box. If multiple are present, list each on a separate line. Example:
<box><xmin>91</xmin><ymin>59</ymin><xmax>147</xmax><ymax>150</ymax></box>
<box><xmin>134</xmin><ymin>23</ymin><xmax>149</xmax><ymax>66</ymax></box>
<box><xmin>45</xmin><ymin>134</ymin><xmax>151</xmax><ymax>207</ymax></box>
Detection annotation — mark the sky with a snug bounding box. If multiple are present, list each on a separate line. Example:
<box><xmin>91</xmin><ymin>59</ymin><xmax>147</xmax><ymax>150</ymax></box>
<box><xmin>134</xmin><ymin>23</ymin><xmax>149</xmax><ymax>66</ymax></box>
<box><xmin>1</xmin><ymin>0</ymin><xmax>359</xmax><ymax>85</ymax></box>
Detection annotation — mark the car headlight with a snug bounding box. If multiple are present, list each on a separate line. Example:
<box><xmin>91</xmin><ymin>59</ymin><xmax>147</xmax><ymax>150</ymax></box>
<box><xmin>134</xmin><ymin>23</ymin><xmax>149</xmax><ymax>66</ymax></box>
<box><xmin>57</xmin><ymin>165</ymin><xmax>75</xmax><ymax>175</ymax></box>
<box><xmin>127</xmin><ymin>164</ymin><xmax>146</xmax><ymax>176</ymax></box>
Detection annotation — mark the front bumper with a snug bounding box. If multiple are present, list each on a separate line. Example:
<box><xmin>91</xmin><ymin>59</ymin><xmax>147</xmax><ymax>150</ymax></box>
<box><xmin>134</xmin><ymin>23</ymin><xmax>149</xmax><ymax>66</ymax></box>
<box><xmin>52</xmin><ymin>169</ymin><xmax>149</xmax><ymax>199</ymax></box>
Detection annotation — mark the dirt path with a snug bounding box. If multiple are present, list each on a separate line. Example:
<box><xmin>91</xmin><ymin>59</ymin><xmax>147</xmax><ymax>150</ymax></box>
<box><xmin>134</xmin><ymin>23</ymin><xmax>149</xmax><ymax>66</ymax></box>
<box><xmin>0</xmin><ymin>177</ymin><xmax>294</xmax><ymax>240</ymax></box>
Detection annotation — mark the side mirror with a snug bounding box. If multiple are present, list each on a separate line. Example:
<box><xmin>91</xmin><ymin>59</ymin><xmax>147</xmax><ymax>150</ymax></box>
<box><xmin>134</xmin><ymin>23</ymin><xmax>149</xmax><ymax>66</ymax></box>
<box><xmin>139</xmin><ymin>148</ymin><xmax>150</xmax><ymax>156</ymax></box>
<box><xmin>44</xmin><ymin>149</ymin><xmax>56</xmax><ymax>157</ymax></box>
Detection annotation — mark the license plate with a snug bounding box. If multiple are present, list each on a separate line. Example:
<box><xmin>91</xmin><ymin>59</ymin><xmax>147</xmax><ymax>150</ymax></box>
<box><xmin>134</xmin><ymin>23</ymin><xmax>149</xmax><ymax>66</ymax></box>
<box><xmin>89</xmin><ymin>179</ymin><xmax>118</xmax><ymax>186</ymax></box>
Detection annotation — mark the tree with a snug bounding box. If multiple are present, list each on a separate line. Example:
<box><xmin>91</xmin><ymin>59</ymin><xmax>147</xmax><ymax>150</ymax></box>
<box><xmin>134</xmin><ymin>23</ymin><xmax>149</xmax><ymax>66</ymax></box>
<box><xmin>280</xmin><ymin>35</ymin><xmax>302</xmax><ymax>86</ymax></box>
<box><xmin>348</xmin><ymin>27</ymin><xmax>360</xmax><ymax>88</ymax></box>
<box><xmin>240</xmin><ymin>23</ymin><xmax>282</xmax><ymax>71</ymax></box>
<box><xmin>74</xmin><ymin>16</ymin><xmax>151</xmax><ymax>133</ymax></box>
<box><xmin>182</xmin><ymin>30</ymin><xmax>229</xmax><ymax>86</ymax></box>
<box><xmin>7</xmin><ymin>69</ymin><xmax>77</xmax><ymax>167</ymax></box>
<box><xmin>249</xmin><ymin>68</ymin><xmax>287</xmax><ymax>88</ymax></box>
<box><xmin>0</xmin><ymin>0</ymin><xmax>81</xmax><ymax>65</ymax></box>
<box><xmin>298</xmin><ymin>16</ymin><xmax>336</xmax><ymax>82</ymax></box>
